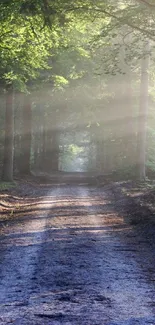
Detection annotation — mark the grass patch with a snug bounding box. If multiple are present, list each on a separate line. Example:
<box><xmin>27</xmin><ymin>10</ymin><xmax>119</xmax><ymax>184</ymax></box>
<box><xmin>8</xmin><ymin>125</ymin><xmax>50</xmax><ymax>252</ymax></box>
<box><xmin>0</xmin><ymin>181</ymin><xmax>16</xmax><ymax>191</ymax></box>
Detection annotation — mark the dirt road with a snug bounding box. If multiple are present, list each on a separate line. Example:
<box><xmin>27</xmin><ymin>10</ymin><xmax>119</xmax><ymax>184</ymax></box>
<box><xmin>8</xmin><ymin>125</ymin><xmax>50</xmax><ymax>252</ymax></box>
<box><xmin>0</xmin><ymin>184</ymin><xmax>155</xmax><ymax>324</ymax></box>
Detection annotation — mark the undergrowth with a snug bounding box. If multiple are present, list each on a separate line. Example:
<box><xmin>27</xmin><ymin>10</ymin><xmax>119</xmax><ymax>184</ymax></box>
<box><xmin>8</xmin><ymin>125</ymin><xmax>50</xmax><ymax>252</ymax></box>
<box><xmin>0</xmin><ymin>182</ymin><xmax>16</xmax><ymax>191</ymax></box>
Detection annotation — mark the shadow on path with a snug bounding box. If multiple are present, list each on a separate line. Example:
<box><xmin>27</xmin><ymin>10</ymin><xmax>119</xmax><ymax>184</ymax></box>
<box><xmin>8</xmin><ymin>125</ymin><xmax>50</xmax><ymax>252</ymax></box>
<box><xmin>0</xmin><ymin>184</ymin><xmax>155</xmax><ymax>324</ymax></box>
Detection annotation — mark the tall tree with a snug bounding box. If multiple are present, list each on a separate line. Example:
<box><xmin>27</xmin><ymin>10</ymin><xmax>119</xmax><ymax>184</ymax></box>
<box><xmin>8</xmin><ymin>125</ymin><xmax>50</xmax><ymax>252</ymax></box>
<box><xmin>19</xmin><ymin>94</ymin><xmax>32</xmax><ymax>175</ymax></box>
<box><xmin>136</xmin><ymin>40</ymin><xmax>150</xmax><ymax>179</ymax></box>
<box><xmin>0</xmin><ymin>4</ymin><xmax>54</xmax><ymax>180</ymax></box>
<box><xmin>2</xmin><ymin>84</ymin><xmax>14</xmax><ymax>181</ymax></box>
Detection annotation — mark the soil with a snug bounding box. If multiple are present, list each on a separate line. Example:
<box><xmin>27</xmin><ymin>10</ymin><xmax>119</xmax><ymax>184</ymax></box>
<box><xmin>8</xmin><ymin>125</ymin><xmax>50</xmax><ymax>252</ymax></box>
<box><xmin>0</xmin><ymin>175</ymin><xmax>155</xmax><ymax>324</ymax></box>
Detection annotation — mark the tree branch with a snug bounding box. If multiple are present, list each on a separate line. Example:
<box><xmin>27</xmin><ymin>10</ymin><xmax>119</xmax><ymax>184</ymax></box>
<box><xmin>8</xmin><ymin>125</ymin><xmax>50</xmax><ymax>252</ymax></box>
<box><xmin>66</xmin><ymin>6</ymin><xmax>155</xmax><ymax>40</ymax></box>
<box><xmin>137</xmin><ymin>0</ymin><xmax>155</xmax><ymax>7</ymax></box>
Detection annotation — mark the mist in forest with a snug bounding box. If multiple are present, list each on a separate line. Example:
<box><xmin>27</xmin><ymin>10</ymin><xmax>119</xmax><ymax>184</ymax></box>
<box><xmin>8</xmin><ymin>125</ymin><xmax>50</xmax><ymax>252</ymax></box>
<box><xmin>0</xmin><ymin>0</ymin><xmax>153</xmax><ymax>181</ymax></box>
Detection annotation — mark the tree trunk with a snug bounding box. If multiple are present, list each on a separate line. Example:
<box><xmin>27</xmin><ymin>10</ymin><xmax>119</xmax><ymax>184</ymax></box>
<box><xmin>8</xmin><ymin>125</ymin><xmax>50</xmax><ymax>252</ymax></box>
<box><xmin>119</xmin><ymin>31</ymin><xmax>136</xmax><ymax>172</ymax></box>
<box><xmin>13</xmin><ymin>91</ymin><xmax>23</xmax><ymax>175</ymax></box>
<box><xmin>33</xmin><ymin>131</ymin><xmax>40</xmax><ymax>170</ymax></box>
<box><xmin>50</xmin><ymin>130</ymin><xmax>59</xmax><ymax>171</ymax></box>
<box><xmin>2</xmin><ymin>85</ymin><xmax>14</xmax><ymax>182</ymax></box>
<box><xmin>44</xmin><ymin>129</ymin><xmax>59</xmax><ymax>172</ymax></box>
<box><xmin>124</xmin><ymin>70</ymin><xmax>136</xmax><ymax>170</ymax></box>
<box><xmin>38</xmin><ymin>112</ymin><xmax>46</xmax><ymax>170</ymax></box>
<box><xmin>136</xmin><ymin>41</ymin><xmax>150</xmax><ymax>180</ymax></box>
<box><xmin>19</xmin><ymin>94</ymin><xmax>32</xmax><ymax>175</ymax></box>
<box><xmin>51</xmin><ymin>131</ymin><xmax>59</xmax><ymax>171</ymax></box>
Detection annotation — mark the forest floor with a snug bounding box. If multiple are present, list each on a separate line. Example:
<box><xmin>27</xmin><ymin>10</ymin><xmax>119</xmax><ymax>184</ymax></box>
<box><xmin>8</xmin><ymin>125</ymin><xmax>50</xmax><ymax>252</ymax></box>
<box><xmin>0</xmin><ymin>175</ymin><xmax>155</xmax><ymax>324</ymax></box>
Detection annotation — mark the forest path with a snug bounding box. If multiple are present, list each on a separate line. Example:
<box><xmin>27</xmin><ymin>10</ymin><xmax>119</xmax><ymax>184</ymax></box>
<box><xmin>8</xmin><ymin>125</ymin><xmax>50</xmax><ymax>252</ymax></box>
<box><xmin>0</xmin><ymin>184</ymin><xmax>155</xmax><ymax>324</ymax></box>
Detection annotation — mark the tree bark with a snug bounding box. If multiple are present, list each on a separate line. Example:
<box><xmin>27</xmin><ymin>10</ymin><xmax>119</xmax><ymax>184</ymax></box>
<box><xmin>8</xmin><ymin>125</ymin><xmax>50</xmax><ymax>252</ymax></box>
<box><xmin>136</xmin><ymin>41</ymin><xmax>150</xmax><ymax>180</ymax></box>
<box><xmin>13</xmin><ymin>91</ymin><xmax>23</xmax><ymax>174</ymax></box>
<box><xmin>19</xmin><ymin>94</ymin><xmax>32</xmax><ymax>175</ymax></box>
<box><xmin>2</xmin><ymin>85</ymin><xmax>14</xmax><ymax>182</ymax></box>
<box><xmin>43</xmin><ymin>129</ymin><xmax>59</xmax><ymax>172</ymax></box>
<box><xmin>51</xmin><ymin>130</ymin><xmax>59</xmax><ymax>171</ymax></box>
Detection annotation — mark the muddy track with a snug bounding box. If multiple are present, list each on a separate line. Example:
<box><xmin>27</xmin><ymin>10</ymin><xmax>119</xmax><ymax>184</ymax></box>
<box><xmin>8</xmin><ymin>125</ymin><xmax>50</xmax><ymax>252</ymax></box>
<box><xmin>0</xmin><ymin>184</ymin><xmax>155</xmax><ymax>324</ymax></box>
